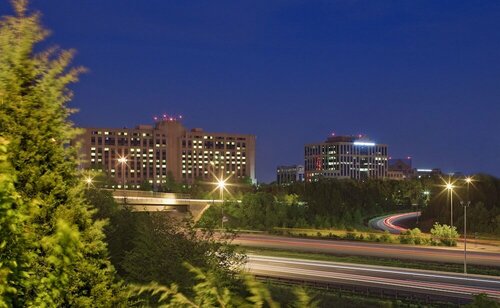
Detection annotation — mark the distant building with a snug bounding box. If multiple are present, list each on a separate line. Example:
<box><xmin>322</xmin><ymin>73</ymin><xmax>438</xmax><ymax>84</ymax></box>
<box><xmin>413</xmin><ymin>168</ymin><xmax>442</xmax><ymax>179</ymax></box>
<box><xmin>76</xmin><ymin>116</ymin><xmax>256</xmax><ymax>188</ymax></box>
<box><xmin>388</xmin><ymin>158</ymin><xmax>412</xmax><ymax>180</ymax></box>
<box><xmin>387</xmin><ymin>170</ymin><xmax>405</xmax><ymax>180</ymax></box>
<box><xmin>276</xmin><ymin>165</ymin><xmax>304</xmax><ymax>184</ymax></box>
<box><xmin>304</xmin><ymin>135</ymin><xmax>388</xmax><ymax>181</ymax></box>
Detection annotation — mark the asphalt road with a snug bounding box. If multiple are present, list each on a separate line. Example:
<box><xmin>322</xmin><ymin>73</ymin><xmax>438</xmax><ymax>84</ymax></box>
<box><xmin>247</xmin><ymin>255</ymin><xmax>500</xmax><ymax>303</ymax></box>
<box><xmin>234</xmin><ymin>234</ymin><xmax>500</xmax><ymax>267</ymax></box>
<box><xmin>369</xmin><ymin>211</ymin><xmax>420</xmax><ymax>234</ymax></box>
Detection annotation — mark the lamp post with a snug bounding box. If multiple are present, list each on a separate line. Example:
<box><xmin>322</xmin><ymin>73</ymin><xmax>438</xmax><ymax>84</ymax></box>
<box><xmin>419</xmin><ymin>191</ymin><xmax>430</xmax><ymax>225</ymax></box>
<box><xmin>118</xmin><ymin>156</ymin><xmax>127</xmax><ymax>203</ymax></box>
<box><xmin>460</xmin><ymin>200</ymin><xmax>470</xmax><ymax>274</ymax></box>
<box><xmin>446</xmin><ymin>182</ymin><xmax>454</xmax><ymax>227</ymax></box>
<box><xmin>217</xmin><ymin>179</ymin><xmax>226</xmax><ymax>229</ymax></box>
<box><xmin>462</xmin><ymin>176</ymin><xmax>473</xmax><ymax>274</ymax></box>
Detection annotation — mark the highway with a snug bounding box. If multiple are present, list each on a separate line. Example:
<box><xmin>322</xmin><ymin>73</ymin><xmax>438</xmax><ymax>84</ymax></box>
<box><xmin>369</xmin><ymin>211</ymin><xmax>420</xmax><ymax>234</ymax></box>
<box><xmin>246</xmin><ymin>255</ymin><xmax>500</xmax><ymax>303</ymax></box>
<box><xmin>234</xmin><ymin>234</ymin><xmax>500</xmax><ymax>267</ymax></box>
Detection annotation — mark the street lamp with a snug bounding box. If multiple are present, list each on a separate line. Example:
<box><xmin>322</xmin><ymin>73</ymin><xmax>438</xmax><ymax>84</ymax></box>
<box><xmin>118</xmin><ymin>156</ymin><xmax>127</xmax><ymax>188</ymax></box>
<box><xmin>460</xmin><ymin>200</ymin><xmax>470</xmax><ymax>274</ymax></box>
<box><xmin>462</xmin><ymin>176</ymin><xmax>473</xmax><ymax>274</ymax></box>
<box><xmin>117</xmin><ymin>156</ymin><xmax>128</xmax><ymax>203</ymax></box>
<box><xmin>446</xmin><ymin>182</ymin><xmax>454</xmax><ymax>227</ymax></box>
<box><xmin>465</xmin><ymin>177</ymin><xmax>472</xmax><ymax>201</ymax></box>
<box><xmin>84</xmin><ymin>176</ymin><xmax>94</xmax><ymax>189</ymax></box>
<box><xmin>217</xmin><ymin>179</ymin><xmax>226</xmax><ymax>200</ymax></box>
<box><xmin>217</xmin><ymin>179</ymin><xmax>226</xmax><ymax>229</ymax></box>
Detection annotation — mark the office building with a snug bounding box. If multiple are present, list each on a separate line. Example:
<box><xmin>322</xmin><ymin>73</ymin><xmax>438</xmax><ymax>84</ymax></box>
<box><xmin>276</xmin><ymin>165</ymin><xmax>304</xmax><ymax>184</ymax></box>
<box><xmin>304</xmin><ymin>135</ymin><xmax>388</xmax><ymax>181</ymax></box>
<box><xmin>76</xmin><ymin>116</ymin><xmax>256</xmax><ymax>188</ymax></box>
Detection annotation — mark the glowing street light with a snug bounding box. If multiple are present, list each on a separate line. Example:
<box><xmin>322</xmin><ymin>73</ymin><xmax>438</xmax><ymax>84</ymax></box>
<box><xmin>84</xmin><ymin>176</ymin><xmax>94</xmax><ymax>189</ymax></box>
<box><xmin>217</xmin><ymin>180</ymin><xmax>226</xmax><ymax>192</ymax></box>
<box><xmin>445</xmin><ymin>181</ymin><xmax>455</xmax><ymax>227</ymax></box>
<box><xmin>117</xmin><ymin>155</ymin><xmax>128</xmax><ymax>196</ymax></box>
<box><xmin>210</xmin><ymin>171</ymin><xmax>232</xmax><ymax>229</ymax></box>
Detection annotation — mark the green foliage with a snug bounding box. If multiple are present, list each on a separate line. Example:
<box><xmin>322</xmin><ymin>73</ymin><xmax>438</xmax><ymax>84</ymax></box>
<box><xmin>129</xmin><ymin>263</ymin><xmax>316</xmax><ymax>308</ymax></box>
<box><xmin>378</xmin><ymin>231</ymin><xmax>393</xmax><ymax>243</ymax></box>
<box><xmin>120</xmin><ymin>212</ymin><xmax>245</xmax><ymax>292</ymax></box>
<box><xmin>399</xmin><ymin>228</ymin><xmax>425</xmax><ymax>245</ymax></box>
<box><xmin>201</xmin><ymin>178</ymin><xmax>436</xmax><ymax>231</ymax></box>
<box><xmin>466</xmin><ymin>293</ymin><xmax>500</xmax><ymax>308</ymax></box>
<box><xmin>423</xmin><ymin>174</ymin><xmax>500</xmax><ymax>235</ymax></box>
<box><xmin>430</xmin><ymin>223</ymin><xmax>458</xmax><ymax>246</ymax></box>
<box><xmin>291</xmin><ymin>287</ymin><xmax>320</xmax><ymax>308</ymax></box>
<box><xmin>30</xmin><ymin>220</ymin><xmax>82</xmax><ymax>306</ymax></box>
<box><xmin>0</xmin><ymin>138</ymin><xmax>26</xmax><ymax>307</ymax></box>
<box><xmin>0</xmin><ymin>1</ymin><xmax>124</xmax><ymax>305</ymax></box>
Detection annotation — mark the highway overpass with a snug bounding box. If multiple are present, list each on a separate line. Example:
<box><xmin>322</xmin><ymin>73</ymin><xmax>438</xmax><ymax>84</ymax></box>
<box><xmin>110</xmin><ymin>189</ymin><xmax>225</xmax><ymax>221</ymax></box>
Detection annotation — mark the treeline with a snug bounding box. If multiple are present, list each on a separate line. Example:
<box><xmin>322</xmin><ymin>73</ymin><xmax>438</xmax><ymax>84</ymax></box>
<box><xmin>199</xmin><ymin>178</ymin><xmax>436</xmax><ymax>230</ymax></box>
<box><xmin>422</xmin><ymin>174</ymin><xmax>500</xmax><ymax>235</ymax></box>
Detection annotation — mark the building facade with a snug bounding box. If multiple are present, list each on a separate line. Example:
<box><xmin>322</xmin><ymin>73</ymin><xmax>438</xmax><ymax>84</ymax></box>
<box><xmin>76</xmin><ymin>117</ymin><xmax>256</xmax><ymax>188</ymax></box>
<box><xmin>304</xmin><ymin>135</ymin><xmax>388</xmax><ymax>181</ymax></box>
<box><xmin>276</xmin><ymin>165</ymin><xmax>304</xmax><ymax>185</ymax></box>
<box><xmin>388</xmin><ymin>158</ymin><xmax>412</xmax><ymax>180</ymax></box>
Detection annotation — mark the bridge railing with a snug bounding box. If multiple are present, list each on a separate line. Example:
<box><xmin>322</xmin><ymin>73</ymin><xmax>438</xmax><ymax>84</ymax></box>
<box><xmin>105</xmin><ymin>189</ymin><xmax>191</xmax><ymax>200</ymax></box>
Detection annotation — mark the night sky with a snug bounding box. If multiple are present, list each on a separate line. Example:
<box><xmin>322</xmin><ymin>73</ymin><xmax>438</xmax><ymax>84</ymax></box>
<box><xmin>3</xmin><ymin>1</ymin><xmax>499</xmax><ymax>182</ymax></box>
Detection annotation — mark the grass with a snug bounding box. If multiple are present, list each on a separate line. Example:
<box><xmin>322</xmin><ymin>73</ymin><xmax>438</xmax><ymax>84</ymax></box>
<box><xmin>244</xmin><ymin>247</ymin><xmax>500</xmax><ymax>277</ymax></box>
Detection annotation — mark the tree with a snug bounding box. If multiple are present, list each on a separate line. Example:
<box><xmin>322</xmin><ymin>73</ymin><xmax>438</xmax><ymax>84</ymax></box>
<box><xmin>0</xmin><ymin>1</ymin><xmax>123</xmax><ymax>305</ymax></box>
<box><xmin>430</xmin><ymin>223</ymin><xmax>458</xmax><ymax>246</ymax></box>
<box><xmin>121</xmin><ymin>212</ymin><xmax>245</xmax><ymax>293</ymax></box>
<box><xmin>0</xmin><ymin>138</ymin><xmax>26</xmax><ymax>307</ymax></box>
<box><xmin>129</xmin><ymin>263</ymin><xmax>317</xmax><ymax>308</ymax></box>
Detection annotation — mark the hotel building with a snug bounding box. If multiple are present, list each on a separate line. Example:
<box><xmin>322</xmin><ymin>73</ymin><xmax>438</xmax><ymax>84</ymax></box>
<box><xmin>304</xmin><ymin>135</ymin><xmax>388</xmax><ymax>181</ymax></box>
<box><xmin>76</xmin><ymin>117</ymin><xmax>256</xmax><ymax>188</ymax></box>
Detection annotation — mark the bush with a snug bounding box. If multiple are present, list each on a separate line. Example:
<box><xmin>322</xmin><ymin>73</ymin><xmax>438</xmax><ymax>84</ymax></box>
<box><xmin>399</xmin><ymin>228</ymin><xmax>424</xmax><ymax>245</ymax></box>
<box><xmin>344</xmin><ymin>232</ymin><xmax>357</xmax><ymax>241</ymax></box>
<box><xmin>367</xmin><ymin>233</ymin><xmax>378</xmax><ymax>242</ymax></box>
<box><xmin>379</xmin><ymin>231</ymin><xmax>392</xmax><ymax>243</ymax></box>
<box><xmin>466</xmin><ymin>293</ymin><xmax>500</xmax><ymax>308</ymax></box>
<box><xmin>430</xmin><ymin>223</ymin><xmax>458</xmax><ymax>246</ymax></box>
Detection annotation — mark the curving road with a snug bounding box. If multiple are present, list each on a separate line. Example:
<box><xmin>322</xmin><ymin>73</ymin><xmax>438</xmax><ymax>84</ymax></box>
<box><xmin>247</xmin><ymin>255</ymin><xmax>500</xmax><ymax>303</ymax></box>
<box><xmin>369</xmin><ymin>211</ymin><xmax>420</xmax><ymax>234</ymax></box>
<box><xmin>234</xmin><ymin>233</ymin><xmax>500</xmax><ymax>267</ymax></box>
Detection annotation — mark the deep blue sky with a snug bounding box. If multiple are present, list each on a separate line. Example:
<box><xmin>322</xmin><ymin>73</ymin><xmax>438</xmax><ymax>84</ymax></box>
<box><xmin>3</xmin><ymin>1</ymin><xmax>499</xmax><ymax>182</ymax></box>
